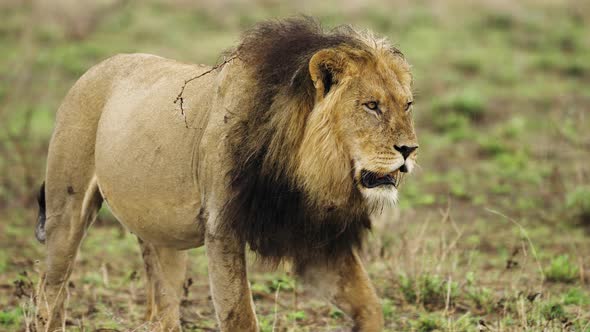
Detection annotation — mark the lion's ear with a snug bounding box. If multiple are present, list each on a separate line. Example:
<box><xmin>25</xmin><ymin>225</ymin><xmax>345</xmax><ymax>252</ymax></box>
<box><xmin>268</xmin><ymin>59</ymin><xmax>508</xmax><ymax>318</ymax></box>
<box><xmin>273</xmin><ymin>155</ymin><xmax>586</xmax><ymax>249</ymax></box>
<box><xmin>309</xmin><ymin>49</ymin><xmax>347</xmax><ymax>99</ymax></box>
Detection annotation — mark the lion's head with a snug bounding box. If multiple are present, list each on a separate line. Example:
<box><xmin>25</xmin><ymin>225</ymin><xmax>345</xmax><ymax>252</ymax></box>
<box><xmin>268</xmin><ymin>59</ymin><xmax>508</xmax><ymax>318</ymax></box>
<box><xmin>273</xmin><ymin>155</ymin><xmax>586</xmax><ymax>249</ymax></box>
<box><xmin>224</xmin><ymin>17</ymin><xmax>418</xmax><ymax>262</ymax></box>
<box><xmin>297</xmin><ymin>42</ymin><xmax>418</xmax><ymax>209</ymax></box>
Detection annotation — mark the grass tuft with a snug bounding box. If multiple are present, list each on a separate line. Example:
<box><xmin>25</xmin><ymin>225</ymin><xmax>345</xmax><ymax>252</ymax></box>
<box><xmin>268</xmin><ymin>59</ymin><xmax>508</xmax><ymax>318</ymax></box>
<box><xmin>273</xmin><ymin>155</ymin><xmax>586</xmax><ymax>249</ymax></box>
<box><xmin>412</xmin><ymin>313</ymin><xmax>443</xmax><ymax>332</ymax></box>
<box><xmin>0</xmin><ymin>308</ymin><xmax>22</xmax><ymax>328</ymax></box>
<box><xmin>566</xmin><ymin>186</ymin><xmax>590</xmax><ymax>224</ymax></box>
<box><xmin>562</xmin><ymin>287</ymin><xmax>590</xmax><ymax>306</ymax></box>
<box><xmin>399</xmin><ymin>273</ymin><xmax>458</xmax><ymax>310</ymax></box>
<box><xmin>540</xmin><ymin>302</ymin><xmax>567</xmax><ymax>322</ymax></box>
<box><xmin>544</xmin><ymin>255</ymin><xmax>579</xmax><ymax>283</ymax></box>
<box><xmin>431</xmin><ymin>89</ymin><xmax>486</xmax><ymax>122</ymax></box>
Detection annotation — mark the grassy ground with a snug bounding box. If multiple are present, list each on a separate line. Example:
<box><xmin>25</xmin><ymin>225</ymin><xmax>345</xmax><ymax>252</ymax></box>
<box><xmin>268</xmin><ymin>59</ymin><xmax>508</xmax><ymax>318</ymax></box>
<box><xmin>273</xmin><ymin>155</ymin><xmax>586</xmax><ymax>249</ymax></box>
<box><xmin>1</xmin><ymin>0</ymin><xmax>590</xmax><ymax>331</ymax></box>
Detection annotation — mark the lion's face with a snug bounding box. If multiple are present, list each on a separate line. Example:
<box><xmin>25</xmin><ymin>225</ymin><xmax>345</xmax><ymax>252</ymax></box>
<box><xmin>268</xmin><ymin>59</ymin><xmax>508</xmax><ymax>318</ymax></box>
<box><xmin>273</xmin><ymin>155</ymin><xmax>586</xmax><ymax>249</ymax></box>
<box><xmin>338</xmin><ymin>55</ymin><xmax>417</xmax><ymax>206</ymax></box>
<box><xmin>301</xmin><ymin>46</ymin><xmax>418</xmax><ymax>208</ymax></box>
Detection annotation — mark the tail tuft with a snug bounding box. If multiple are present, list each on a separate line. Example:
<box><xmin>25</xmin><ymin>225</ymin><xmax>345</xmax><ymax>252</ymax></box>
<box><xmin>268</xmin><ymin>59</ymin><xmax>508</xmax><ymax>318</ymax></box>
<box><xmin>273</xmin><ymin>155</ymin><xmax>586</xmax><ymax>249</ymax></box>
<box><xmin>35</xmin><ymin>182</ymin><xmax>46</xmax><ymax>243</ymax></box>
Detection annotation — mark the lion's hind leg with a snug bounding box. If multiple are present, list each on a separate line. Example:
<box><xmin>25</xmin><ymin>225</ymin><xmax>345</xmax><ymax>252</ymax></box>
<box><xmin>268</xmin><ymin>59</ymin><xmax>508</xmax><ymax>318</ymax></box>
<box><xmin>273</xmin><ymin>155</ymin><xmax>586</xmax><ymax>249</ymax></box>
<box><xmin>137</xmin><ymin>239</ymin><xmax>188</xmax><ymax>332</ymax></box>
<box><xmin>37</xmin><ymin>176</ymin><xmax>103</xmax><ymax>331</ymax></box>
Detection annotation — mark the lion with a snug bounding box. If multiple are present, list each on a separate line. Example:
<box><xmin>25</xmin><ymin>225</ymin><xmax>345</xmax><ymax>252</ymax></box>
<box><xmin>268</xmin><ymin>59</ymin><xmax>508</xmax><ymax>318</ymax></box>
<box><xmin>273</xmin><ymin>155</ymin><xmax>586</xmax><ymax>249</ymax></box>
<box><xmin>35</xmin><ymin>18</ymin><xmax>418</xmax><ymax>332</ymax></box>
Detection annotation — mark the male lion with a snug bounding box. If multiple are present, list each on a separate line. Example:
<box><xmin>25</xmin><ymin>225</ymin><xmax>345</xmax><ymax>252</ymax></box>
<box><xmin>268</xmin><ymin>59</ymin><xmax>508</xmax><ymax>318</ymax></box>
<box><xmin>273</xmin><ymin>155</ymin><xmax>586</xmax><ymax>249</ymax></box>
<box><xmin>35</xmin><ymin>18</ymin><xmax>418</xmax><ymax>331</ymax></box>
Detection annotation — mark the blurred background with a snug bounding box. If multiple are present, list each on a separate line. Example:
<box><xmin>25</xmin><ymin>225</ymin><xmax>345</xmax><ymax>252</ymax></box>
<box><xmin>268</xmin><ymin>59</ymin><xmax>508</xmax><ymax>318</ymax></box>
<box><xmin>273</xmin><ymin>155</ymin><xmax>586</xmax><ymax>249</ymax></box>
<box><xmin>0</xmin><ymin>0</ymin><xmax>589</xmax><ymax>331</ymax></box>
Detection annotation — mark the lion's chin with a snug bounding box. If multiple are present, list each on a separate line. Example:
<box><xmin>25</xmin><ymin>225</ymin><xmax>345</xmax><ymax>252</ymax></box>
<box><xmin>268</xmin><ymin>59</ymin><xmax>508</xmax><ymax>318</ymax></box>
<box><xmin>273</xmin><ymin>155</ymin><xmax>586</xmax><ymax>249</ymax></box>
<box><xmin>359</xmin><ymin>185</ymin><xmax>398</xmax><ymax>211</ymax></box>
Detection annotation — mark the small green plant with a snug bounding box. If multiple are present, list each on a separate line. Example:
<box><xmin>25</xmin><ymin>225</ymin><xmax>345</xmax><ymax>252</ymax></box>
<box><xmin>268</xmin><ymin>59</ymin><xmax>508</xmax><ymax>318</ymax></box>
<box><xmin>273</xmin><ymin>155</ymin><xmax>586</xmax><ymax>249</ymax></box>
<box><xmin>477</xmin><ymin>135</ymin><xmax>511</xmax><ymax>157</ymax></box>
<box><xmin>0</xmin><ymin>308</ymin><xmax>22</xmax><ymax>327</ymax></box>
<box><xmin>399</xmin><ymin>273</ymin><xmax>458</xmax><ymax>309</ymax></box>
<box><xmin>382</xmin><ymin>298</ymin><xmax>395</xmax><ymax>320</ymax></box>
<box><xmin>269</xmin><ymin>276</ymin><xmax>295</xmax><ymax>292</ymax></box>
<box><xmin>566</xmin><ymin>186</ymin><xmax>590</xmax><ymax>222</ymax></box>
<box><xmin>446</xmin><ymin>170</ymin><xmax>470</xmax><ymax>199</ymax></box>
<box><xmin>0</xmin><ymin>251</ymin><xmax>7</xmax><ymax>274</ymax></box>
<box><xmin>250</xmin><ymin>282</ymin><xmax>270</xmax><ymax>294</ymax></box>
<box><xmin>431</xmin><ymin>112</ymin><xmax>470</xmax><ymax>133</ymax></box>
<box><xmin>432</xmin><ymin>90</ymin><xmax>486</xmax><ymax>121</ymax></box>
<box><xmin>452</xmin><ymin>56</ymin><xmax>482</xmax><ymax>75</ymax></box>
<box><xmin>412</xmin><ymin>313</ymin><xmax>444</xmax><ymax>332</ymax></box>
<box><xmin>287</xmin><ymin>310</ymin><xmax>307</xmax><ymax>322</ymax></box>
<box><xmin>485</xmin><ymin>12</ymin><xmax>515</xmax><ymax>30</ymax></box>
<box><xmin>540</xmin><ymin>302</ymin><xmax>567</xmax><ymax>322</ymax></box>
<box><xmin>562</xmin><ymin>287</ymin><xmax>590</xmax><ymax>305</ymax></box>
<box><xmin>499</xmin><ymin>116</ymin><xmax>527</xmax><ymax>139</ymax></box>
<box><xmin>401</xmin><ymin>184</ymin><xmax>437</xmax><ymax>208</ymax></box>
<box><xmin>545</xmin><ymin>255</ymin><xmax>579</xmax><ymax>283</ymax></box>
<box><xmin>419</xmin><ymin>274</ymin><xmax>457</xmax><ymax>308</ymax></box>
<box><xmin>399</xmin><ymin>273</ymin><xmax>417</xmax><ymax>303</ymax></box>
<box><xmin>258</xmin><ymin>315</ymin><xmax>273</xmax><ymax>332</ymax></box>
<box><xmin>251</xmin><ymin>275</ymin><xmax>295</xmax><ymax>295</ymax></box>
<box><xmin>465</xmin><ymin>272</ymin><xmax>494</xmax><ymax>312</ymax></box>
<box><xmin>330</xmin><ymin>308</ymin><xmax>344</xmax><ymax>319</ymax></box>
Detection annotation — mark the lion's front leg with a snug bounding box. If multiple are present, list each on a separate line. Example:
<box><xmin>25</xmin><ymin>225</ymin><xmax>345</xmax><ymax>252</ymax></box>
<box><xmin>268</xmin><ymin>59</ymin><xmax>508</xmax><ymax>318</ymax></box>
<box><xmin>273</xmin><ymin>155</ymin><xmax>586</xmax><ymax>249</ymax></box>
<box><xmin>205</xmin><ymin>229</ymin><xmax>258</xmax><ymax>332</ymax></box>
<box><xmin>298</xmin><ymin>251</ymin><xmax>383</xmax><ymax>332</ymax></box>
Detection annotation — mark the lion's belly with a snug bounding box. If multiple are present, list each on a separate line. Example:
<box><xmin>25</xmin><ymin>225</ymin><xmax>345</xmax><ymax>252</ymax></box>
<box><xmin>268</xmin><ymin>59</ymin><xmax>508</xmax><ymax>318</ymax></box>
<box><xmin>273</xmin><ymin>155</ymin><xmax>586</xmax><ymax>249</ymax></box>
<box><xmin>96</xmin><ymin>178</ymin><xmax>204</xmax><ymax>250</ymax></box>
<box><xmin>95</xmin><ymin>146</ymin><xmax>204</xmax><ymax>250</ymax></box>
<box><xmin>94</xmin><ymin>57</ymin><xmax>214</xmax><ymax>249</ymax></box>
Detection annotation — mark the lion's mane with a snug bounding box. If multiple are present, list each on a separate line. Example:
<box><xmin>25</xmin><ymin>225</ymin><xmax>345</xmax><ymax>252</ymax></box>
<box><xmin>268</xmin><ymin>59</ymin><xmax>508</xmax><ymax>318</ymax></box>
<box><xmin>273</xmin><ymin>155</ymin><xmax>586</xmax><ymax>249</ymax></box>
<box><xmin>221</xmin><ymin>18</ymin><xmax>376</xmax><ymax>265</ymax></box>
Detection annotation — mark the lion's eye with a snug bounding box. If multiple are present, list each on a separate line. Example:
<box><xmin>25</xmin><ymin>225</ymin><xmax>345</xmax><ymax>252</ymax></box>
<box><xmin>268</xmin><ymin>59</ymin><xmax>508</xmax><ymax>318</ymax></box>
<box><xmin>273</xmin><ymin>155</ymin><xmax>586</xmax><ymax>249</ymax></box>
<box><xmin>366</xmin><ymin>101</ymin><xmax>378</xmax><ymax>110</ymax></box>
<box><xmin>363</xmin><ymin>101</ymin><xmax>380</xmax><ymax>113</ymax></box>
<box><xmin>405</xmin><ymin>101</ymin><xmax>413</xmax><ymax>112</ymax></box>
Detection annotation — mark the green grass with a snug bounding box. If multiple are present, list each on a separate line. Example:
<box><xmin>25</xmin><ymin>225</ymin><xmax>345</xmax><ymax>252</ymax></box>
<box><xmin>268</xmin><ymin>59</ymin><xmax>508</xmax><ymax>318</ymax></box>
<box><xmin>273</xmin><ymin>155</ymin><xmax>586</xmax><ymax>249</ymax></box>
<box><xmin>545</xmin><ymin>255</ymin><xmax>580</xmax><ymax>283</ymax></box>
<box><xmin>412</xmin><ymin>313</ymin><xmax>443</xmax><ymax>332</ymax></box>
<box><xmin>431</xmin><ymin>89</ymin><xmax>487</xmax><ymax>121</ymax></box>
<box><xmin>0</xmin><ymin>308</ymin><xmax>22</xmax><ymax>329</ymax></box>
<box><xmin>399</xmin><ymin>273</ymin><xmax>458</xmax><ymax>310</ymax></box>
<box><xmin>562</xmin><ymin>287</ymin><xmax>590</xmax><ymax>306</ymax></box>
<box><xmin>566</xmin><ymin>186</ymin><xmax>590</xmax><ymax>221</ymax></box>
<box><xmin>0</xmin><ymin>251</ymin><xmax>8</xmax><ymax>274</ymax></box>
<box><xmin>540</xmin><ymin>302</ymin><xmax>567</xmax><ymax>322</ymax></box>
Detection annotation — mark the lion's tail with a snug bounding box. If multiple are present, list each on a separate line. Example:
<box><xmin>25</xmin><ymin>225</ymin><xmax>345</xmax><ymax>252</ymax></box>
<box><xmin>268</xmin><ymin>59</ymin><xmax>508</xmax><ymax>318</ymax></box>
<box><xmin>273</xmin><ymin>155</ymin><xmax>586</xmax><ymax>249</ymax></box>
<box><xmin>35</xmin><ymin>181</ymin><xmax>46</xmax><ymax>243</ymax></box>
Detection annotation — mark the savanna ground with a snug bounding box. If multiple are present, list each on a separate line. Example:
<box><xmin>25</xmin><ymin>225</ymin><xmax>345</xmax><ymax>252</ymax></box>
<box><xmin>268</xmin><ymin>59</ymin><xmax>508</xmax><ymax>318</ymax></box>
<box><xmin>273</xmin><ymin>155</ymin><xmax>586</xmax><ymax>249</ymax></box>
<box><xmin>1</xmin><ymin>0</ymin><xmax>590</xmax><ymax>331</ymax></box>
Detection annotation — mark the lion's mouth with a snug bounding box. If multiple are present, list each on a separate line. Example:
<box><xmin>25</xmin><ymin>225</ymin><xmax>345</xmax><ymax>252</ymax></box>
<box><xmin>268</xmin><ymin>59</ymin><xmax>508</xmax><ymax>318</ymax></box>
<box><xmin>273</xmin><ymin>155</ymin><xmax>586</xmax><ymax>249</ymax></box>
<box><xmin>360</xmin><ymin>169</ymin><xmax>398</xmax><ymax>188</ymax></box>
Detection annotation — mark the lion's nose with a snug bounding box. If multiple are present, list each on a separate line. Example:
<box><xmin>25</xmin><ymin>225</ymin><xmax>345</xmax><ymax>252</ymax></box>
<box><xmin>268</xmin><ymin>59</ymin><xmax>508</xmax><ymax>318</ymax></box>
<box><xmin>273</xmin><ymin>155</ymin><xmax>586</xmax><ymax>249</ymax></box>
<box><xmin>394</xmin><ymin>145</ymin><xmax>418</xmax><ymax>159</ymax></box>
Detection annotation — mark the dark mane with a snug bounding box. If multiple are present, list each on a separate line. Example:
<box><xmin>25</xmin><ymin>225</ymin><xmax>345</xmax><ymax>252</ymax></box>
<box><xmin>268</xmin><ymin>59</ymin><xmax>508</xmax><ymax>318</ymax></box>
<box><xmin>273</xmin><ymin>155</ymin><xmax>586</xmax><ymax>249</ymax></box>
<box><xmin>234</xmin><ymin>17</ymin><xmax>362</xmax><ymax>111</ymax></box>
<box><xmin>221</xmin><ymin>17</ymin><xmax>372</xmax><ymax>265</ymax></box>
